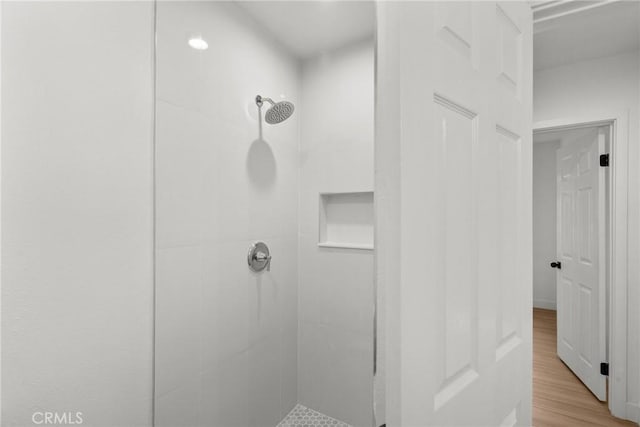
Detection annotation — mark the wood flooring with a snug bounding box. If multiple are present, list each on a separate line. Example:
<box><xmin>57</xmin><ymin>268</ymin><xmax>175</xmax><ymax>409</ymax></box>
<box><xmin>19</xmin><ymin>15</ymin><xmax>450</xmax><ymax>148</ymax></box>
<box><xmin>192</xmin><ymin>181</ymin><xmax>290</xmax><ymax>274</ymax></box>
<box><xmin>533</xmin><ymin>308</ymin><xmax>638</xmax><ymax>426</ymax></box>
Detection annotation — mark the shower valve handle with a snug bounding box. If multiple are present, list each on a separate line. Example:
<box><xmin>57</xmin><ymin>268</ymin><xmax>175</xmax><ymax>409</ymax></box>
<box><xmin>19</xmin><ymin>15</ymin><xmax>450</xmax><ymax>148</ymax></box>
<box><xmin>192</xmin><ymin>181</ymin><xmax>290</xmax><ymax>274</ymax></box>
<box><xmin>247</xmin><ymin>242</ymin><xmax>272</xmax><ymax>273</ymax></box>
<box><xmin>253</xmin><ymin>252</ymin><xmax>271</xmax><ymax>272</ymax></box>
<box><xmin>254</xmin><ymin>251</ymin><xmax>271</xmax><ymax>262</ymax></box>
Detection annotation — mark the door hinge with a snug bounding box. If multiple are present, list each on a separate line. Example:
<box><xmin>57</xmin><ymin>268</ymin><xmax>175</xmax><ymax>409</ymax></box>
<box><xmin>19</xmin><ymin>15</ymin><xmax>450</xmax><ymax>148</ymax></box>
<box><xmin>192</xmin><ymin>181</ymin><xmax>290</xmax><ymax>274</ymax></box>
<box><xmin>600</xmin><ymin>362</ymin><xmax>609</xmax><ymax>376</ymax></box>
<box><xmin>600</xmin><ymin>153</ymin><xmax>610</xmax><ymax>167</ymax></box>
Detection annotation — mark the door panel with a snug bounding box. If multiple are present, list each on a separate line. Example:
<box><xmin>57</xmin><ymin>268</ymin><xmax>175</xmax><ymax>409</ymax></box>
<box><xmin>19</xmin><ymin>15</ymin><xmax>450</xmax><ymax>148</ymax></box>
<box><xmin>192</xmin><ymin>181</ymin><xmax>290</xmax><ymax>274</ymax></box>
<box><xmin>497</xmin><ymin>125</ymin><xmax>521</xmax><ymax>358</ymax></box>
<box><xmin>556</xmin><ymin>127</ymin><xmax>606</xmax><ymax>401</ymax></box>
<box><xmin>435</xmin><ymin>95</ymin><xmax>477</xmax><ymax>388</ymax></box>
<box><xmin>376</xmin><ymin>2</ymin><xmax>532</xmax><ymax>425</ymax></box>
<box><xmin>560</xmin><ymin>277</ymin><xmax>574</xmax><ymax>350</ymax></box>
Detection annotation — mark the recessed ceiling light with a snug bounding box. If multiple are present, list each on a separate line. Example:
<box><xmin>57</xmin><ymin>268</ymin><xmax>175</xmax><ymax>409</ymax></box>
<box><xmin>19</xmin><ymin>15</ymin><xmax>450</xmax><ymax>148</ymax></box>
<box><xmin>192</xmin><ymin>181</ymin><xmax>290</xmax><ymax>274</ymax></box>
<box><xmin>188</xmin><ymin>36</ymin><xmax>208</xmax><ymax>51</ymax></box>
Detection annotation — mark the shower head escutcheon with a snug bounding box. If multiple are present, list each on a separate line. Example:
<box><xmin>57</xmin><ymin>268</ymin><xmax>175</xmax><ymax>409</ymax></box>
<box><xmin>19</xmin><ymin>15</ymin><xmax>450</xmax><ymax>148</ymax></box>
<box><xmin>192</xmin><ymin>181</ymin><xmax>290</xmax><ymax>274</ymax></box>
<box><xmin>255</xmin><ymin>95</ymin><xmax>295</xmax><ymax>124</ymax></box>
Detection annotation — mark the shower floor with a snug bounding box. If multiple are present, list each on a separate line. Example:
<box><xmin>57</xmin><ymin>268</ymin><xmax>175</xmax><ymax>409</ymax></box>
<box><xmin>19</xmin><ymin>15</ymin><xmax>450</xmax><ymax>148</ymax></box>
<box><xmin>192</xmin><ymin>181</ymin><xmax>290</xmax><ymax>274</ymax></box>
<box><xmin>277</xmin><ymin>404</ymin><xmax>351</xmax><ymax>427</ymax></box>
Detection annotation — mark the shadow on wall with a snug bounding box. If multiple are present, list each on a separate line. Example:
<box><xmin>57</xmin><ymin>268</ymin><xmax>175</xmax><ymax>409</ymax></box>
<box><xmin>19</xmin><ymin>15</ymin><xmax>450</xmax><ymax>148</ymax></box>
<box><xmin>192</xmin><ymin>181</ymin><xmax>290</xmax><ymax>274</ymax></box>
<box><xmin>246</xmin><ymin>113</ymin><xmax>276</xmax><ymax>189</ymax></box>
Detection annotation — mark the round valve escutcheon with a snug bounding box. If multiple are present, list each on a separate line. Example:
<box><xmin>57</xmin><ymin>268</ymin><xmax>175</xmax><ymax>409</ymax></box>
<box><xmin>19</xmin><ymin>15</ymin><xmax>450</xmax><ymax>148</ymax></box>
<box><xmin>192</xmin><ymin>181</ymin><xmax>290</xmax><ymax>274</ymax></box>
<box><xmin>247</xmin><ymin>241</ymin><xmax>271</xmax><ymax>273</ymax></box>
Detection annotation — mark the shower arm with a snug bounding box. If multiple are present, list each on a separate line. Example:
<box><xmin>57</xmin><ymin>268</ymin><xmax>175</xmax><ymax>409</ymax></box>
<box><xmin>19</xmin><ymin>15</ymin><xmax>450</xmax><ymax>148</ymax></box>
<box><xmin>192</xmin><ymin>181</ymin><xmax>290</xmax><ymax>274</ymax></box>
<box><xmin>255</xmin><ymin>95</ymin><xmax>276</xmax><ymax>108</ymax></box>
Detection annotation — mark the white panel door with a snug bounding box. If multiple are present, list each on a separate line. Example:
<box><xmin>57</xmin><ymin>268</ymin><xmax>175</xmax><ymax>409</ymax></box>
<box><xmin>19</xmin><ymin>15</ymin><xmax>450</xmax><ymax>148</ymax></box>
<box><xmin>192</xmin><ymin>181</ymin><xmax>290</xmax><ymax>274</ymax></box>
<box><xmin>556</xmin><ymin>128</ymin><xmax>607</xmax><ymax>401</ymax></box>
<box><xmin>376</xmin><ymin>2</ymin><xmax>532</xmax><ymax>426</ymax></box>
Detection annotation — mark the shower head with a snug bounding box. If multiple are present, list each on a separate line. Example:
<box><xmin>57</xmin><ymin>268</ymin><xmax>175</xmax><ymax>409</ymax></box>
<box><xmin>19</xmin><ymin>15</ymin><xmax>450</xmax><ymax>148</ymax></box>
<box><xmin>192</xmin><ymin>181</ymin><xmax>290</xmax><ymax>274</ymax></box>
<box><xmin>255</xmin><ymin>95</ymin><xmax>295</xmax><ymax>124</ymax></box>
<box><xmin>265</xmin><ymin>101</ymin><xmax>294</xmax><ymax>124</ymax></box>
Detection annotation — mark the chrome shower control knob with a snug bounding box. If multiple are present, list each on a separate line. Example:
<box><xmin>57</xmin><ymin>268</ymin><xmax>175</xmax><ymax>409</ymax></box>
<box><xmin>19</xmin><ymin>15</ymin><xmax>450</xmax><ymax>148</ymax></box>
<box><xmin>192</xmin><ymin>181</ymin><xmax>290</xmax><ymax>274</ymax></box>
<box><xmin>254</xmin><ymin>251</ymin><xmax>270</xmax><ymax>262</ymax></box>
<box><xmin>247</xmin><ymin>241</ymin><xmax>271</xmax><ymax>273</ymax></box>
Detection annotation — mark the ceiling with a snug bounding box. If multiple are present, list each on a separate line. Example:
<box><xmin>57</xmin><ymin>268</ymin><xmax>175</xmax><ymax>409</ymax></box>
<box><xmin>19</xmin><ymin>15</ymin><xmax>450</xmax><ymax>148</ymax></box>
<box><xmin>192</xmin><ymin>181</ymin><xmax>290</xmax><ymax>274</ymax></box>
<box><xmin>237</xmin><ymin>1</ymin><xmax>375</xmax><ymax>59</ymax></box>
<box><xmin>534</xmin><ymin>1</ymin><xmax>640</xmax><ymax>70</ymax></box>
<box><xmin>237</xmin><ymin>1</ymin><xmax>638</xmax><ymax>68</ymax></box>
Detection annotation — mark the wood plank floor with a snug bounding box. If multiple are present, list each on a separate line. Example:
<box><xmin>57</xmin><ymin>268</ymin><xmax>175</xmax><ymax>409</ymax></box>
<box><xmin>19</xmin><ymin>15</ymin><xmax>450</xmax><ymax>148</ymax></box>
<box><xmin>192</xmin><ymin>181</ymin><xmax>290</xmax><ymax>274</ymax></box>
<box><xmin>533</xmin><ymin>308</ymin><xmax>637</xmax><ymax>426</ymax></box>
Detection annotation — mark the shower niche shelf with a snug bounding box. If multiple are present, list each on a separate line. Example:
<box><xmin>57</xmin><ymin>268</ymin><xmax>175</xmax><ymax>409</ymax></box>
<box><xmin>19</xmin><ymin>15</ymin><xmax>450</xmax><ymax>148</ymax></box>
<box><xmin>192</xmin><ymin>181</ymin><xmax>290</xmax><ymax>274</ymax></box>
<box><xmin>318</xmin><ymin>191</ymin><xmax>374</xmax><ymax>250</ymax></box>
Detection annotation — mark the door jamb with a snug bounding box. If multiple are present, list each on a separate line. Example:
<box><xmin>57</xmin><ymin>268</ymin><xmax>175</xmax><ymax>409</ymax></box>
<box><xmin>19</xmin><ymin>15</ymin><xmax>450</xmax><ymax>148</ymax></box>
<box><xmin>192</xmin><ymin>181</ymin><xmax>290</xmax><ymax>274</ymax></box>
<box><xmin>533</xmin><ymin>112</ymin><xmax>630</xmax><ymax>421</ymax></box>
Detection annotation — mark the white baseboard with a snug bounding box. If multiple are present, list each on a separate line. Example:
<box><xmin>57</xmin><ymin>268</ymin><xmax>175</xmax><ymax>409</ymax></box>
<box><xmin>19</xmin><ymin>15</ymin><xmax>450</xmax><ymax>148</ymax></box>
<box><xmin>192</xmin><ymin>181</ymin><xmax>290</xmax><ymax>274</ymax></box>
<box><xmin>533</xmin><ymin>299</ymin><xmax>556</xmax><ymax>310</ymax></box>
<box><xmin>626</xmin><ymin>402</ymin><xmax>640</xmax><ymax>423</ymax></box>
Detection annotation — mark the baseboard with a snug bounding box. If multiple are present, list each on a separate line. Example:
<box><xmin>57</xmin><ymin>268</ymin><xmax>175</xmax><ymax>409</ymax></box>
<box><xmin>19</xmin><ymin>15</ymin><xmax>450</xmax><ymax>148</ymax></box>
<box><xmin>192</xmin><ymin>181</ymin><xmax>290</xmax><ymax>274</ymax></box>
<box><xmin>626</xmin><ymin>402</ymin><xmax>640</xmax><ymax>423</ymax></box>
<box><xmin>533</xmin><ymin>299</ymin><xmax>556</xmax><ymax>310</ymax></box>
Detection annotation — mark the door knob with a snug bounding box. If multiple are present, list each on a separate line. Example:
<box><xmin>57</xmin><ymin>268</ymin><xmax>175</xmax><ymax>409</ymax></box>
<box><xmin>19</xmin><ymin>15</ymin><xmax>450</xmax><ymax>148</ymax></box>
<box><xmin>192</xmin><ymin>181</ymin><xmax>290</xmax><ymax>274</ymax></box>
<box><xmin>550</xmin><ymin>261</ymin><xmax>562</xmax><ymax>269</ymax></box>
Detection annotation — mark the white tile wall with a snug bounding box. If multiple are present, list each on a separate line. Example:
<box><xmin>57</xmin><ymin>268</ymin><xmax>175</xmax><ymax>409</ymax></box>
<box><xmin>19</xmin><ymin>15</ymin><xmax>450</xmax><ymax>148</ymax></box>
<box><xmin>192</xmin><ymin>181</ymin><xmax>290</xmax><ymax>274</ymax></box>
<box><xmin>199</xmin><ymin>352</ymin><xmax>250</xmax><ymax>427</ymax></box>
<box><xmin>3</xmin><ymin>1</ymin><xmax>374</xmax><ymax>425</ymax></box>
<box><xmin>201</xmin><ymin>240</ymin><xmax>251</xmax><ymax>364</ymax></box>
<box><xmin>1</xmin><ymin>2</ymin><xmax>155</xmax><ymax>425</ymax></box>
<box><xmin>298</xmin><ymin>40</ymin><xmax>375</xmax><ymax>427</ymax></box>
<box><xmin>155</xmin><ymin>1</ymin><xmax>299</xmax><ymax>425</ymax></box>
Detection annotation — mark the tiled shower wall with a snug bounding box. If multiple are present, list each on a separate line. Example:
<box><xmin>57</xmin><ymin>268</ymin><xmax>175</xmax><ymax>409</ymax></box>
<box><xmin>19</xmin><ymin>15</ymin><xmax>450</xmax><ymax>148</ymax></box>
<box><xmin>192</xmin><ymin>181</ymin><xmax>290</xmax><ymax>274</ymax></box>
<box><xmin>155</xmin><ymin>2</ymin><xmax>300</xmax><ymax>426</ymax></box>
<box><xmin>3</xmin><ymin>1</ymin><xmax>374</xmax><ymax>425</ymax></box>
<box><xmin>2</xmin><ymin>2</ymin><xmax>155</xmax><ymax>425</ymax></box>
<box><xmin>155</xmin><ymin>3</ymin><xmax>375</xmax><ymax>426</ymax></box>
<box><xmin>298</xmin><ymin>41</ymin><xmax>375</xmax><ymax>427</ymax></box>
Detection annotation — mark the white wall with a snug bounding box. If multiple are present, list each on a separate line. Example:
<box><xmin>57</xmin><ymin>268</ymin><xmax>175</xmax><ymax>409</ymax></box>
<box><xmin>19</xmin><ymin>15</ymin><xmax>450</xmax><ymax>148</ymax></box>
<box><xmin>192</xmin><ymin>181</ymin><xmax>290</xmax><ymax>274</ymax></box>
<box><xmin>534</xmin><ymin>50</ymin><xmax>640</xmax><ymax>420</ymax></box>
<box><xmin>154</xmin><ymin>2</ymin><xmax>299</xmax><ymax>426</ymax></box>
<box><xmin>1</xmin><ymin>2</ymin><xmax>154</xmax><ymax>426</ymax></box>
<box><xmin>298</xmin><ymin>40</ymin><xmax>374</xmax><ymax>427</ymax></box>
<box><xmin>533</xmin><ymin>141</ymin><xmax>560</xmax><ymax>310</ymax></box>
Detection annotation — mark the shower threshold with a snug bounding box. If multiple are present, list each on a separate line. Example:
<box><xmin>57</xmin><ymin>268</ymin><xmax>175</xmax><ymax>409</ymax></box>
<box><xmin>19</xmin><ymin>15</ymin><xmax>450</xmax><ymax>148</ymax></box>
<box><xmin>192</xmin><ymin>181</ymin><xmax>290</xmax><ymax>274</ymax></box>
<box><xmin>277</xmin><ymin>404</ymin><xmax>352</xmax><ymax>427</ymax></box>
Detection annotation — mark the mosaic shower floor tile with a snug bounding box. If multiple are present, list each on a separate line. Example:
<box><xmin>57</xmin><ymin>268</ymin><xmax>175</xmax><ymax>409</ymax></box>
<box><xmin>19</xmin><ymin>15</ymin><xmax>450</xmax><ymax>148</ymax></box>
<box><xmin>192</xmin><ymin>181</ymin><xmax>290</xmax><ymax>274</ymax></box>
<box><xmin>277</xmin><ymin>404</ymin><xmax>351</xmax><ymax>427</ymax></box>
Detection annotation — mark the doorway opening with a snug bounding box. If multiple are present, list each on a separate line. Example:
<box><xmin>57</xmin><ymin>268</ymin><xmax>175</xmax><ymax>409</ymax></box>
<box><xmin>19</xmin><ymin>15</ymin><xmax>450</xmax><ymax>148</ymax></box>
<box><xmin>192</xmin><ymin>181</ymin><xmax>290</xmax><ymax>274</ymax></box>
<box><xmin>532</xmin><ymin>121</ymin><xmax>633</xmax><ymax>425</ymax></box>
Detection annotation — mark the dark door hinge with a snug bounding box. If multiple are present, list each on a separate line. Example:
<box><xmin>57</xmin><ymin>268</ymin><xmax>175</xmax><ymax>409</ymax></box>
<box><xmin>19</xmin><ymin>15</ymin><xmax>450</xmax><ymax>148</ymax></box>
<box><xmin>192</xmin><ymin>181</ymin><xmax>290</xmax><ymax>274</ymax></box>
<box><xmin>600</xmin><ymin>154</ymin><xmax>610</xmax><ymax>167</ymax></box>
<box><xmin>600</xmin><ymin>362</ymin><xmax>609</xmax><ymax>376</ymax></box>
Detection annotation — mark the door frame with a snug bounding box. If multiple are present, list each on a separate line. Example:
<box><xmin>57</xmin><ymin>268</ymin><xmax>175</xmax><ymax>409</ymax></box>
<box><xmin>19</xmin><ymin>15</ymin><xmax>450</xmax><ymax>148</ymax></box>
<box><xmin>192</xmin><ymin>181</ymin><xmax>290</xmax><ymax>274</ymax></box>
<box><xmin>533</xmin><ymin>111</ymin><xmax>630</xmax><ymax>420</ymax></box>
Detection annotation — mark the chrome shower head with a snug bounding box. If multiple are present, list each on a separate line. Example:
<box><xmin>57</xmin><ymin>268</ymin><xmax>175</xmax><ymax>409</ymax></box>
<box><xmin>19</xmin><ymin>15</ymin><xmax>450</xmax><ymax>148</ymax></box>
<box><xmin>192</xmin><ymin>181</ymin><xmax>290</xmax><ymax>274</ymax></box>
<box><xmin>255</xmin><ymin>95</ymin><xmax>295</xmax><ymax>124</ymax></box>
<box><xmin>265</xmin><ymin>101</ymin><xmax>294</xmax><ymax>124</ymax></box>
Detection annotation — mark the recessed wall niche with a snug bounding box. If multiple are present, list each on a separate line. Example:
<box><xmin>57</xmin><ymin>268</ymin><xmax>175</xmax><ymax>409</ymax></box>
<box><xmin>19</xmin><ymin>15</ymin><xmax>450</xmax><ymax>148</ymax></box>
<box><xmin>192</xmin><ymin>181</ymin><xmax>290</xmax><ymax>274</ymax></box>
<box><xmin>318</xmin><ymin>192</ymin><xmax>374</xmax><ymax>250</ymax></box>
